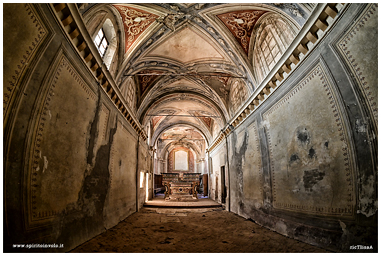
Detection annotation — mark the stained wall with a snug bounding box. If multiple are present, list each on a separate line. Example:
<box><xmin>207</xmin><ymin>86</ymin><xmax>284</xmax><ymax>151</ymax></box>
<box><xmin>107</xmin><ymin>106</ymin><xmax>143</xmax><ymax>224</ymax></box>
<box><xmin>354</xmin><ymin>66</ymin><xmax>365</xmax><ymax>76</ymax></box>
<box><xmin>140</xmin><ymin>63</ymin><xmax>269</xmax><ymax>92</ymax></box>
<box><xmin>3</xmin><ymin>3</ymin><xmax>152</xmax><ymax>252</ymax></box>
<box><xmin>210</xmin><ymin>3</ymin><xmax>378</xmax><ymax>252</ymax></box>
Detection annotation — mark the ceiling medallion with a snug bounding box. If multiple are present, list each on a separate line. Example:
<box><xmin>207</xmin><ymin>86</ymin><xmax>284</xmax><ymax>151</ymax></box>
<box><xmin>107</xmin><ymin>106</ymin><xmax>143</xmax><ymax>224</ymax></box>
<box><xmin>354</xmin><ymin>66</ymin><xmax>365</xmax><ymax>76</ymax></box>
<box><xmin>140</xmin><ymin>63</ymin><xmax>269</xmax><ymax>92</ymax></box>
<box><xmin>114</xmin><ymin>5</ymin><xmax>158</xmax><ymax>52</ymax></box>
<box><xmin>156</xmin><ymin>13</ymin><xmax>185</xmax><ymax>31</ymax></box>
<box><xmin>218</xmin><ymin>10</ymin><xmax>266</xmax><ymax>54</ymax></box>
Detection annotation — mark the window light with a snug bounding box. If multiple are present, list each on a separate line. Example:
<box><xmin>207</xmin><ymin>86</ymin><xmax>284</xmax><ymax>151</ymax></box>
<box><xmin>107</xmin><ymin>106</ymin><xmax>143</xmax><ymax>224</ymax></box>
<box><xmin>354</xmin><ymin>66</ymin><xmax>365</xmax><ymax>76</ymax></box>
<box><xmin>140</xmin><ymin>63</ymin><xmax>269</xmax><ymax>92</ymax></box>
<box><xmin>94</xmin><ymin>28</ymin><xmax>109</xmax><ymax>58</ymax></box>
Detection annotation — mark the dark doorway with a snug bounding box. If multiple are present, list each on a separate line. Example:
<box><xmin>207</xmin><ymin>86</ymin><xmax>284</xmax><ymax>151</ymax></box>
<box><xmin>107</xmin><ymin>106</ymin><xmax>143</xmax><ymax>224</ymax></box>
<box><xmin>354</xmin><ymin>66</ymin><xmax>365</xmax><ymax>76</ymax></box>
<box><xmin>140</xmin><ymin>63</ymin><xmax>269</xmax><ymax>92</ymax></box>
<box><xmin>203</xmin><ymin>174</ymin><xmax>208</xmax><ymax>197</ymax></box>
<box><xmin>221</xmin><ymin>166</ymin><xmax>226</xmax><ymax>204</ymax></box>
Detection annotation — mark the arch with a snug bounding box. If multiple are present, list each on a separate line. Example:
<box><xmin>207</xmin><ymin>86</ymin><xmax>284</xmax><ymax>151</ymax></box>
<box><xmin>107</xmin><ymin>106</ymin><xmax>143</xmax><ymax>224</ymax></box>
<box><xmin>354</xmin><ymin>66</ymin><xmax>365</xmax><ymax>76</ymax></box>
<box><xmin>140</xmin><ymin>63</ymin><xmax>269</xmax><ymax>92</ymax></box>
<box><xmin>161</xmin><ymin>140</ymin><xmax>201</xmax><ymax>164</ymax></box>
<box><xmin>199</xmin><ymin>3</ymin><xmax>301</xmax><ymax>87</ymax></box>
<box><xmin>167</xmin><ymin>146</ymin><xmax>195</xmax><ymax>173</ymax></box>
<box><xmin>250</xmin><ymin>13</ymin><xmax>297</xmax><ymax>83</ymax></box>
<box><xmin>82</xmin><ymin>4</ymin><xmax>126</xmax><ymax>78</ymax></box>
<box><xmin>140</xmin><ymin>91</ymin><xmax>228</xmax><ymax>126</ymax></box>
<box><xmin>153</xmin><ymin>122</ymin><xmax>210</xmax><ymax>149</ymax></box>
<box><xmin>137</xmin><ymin>75</ymin><xmax>230</xmax><ymax>123</ymax></box>
<box><xmin>101</xmin><ymin>19</ymin><xmax>117</xmax><ymax>69</ymax></box>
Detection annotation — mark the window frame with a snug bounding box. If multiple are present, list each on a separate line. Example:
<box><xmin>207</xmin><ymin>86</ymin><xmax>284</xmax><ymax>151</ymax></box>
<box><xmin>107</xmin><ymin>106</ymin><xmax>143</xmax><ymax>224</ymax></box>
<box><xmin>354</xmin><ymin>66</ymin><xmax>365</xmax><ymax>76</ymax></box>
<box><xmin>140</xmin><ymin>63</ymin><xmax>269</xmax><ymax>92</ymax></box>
<box><xmin>94</xmin><ymin>28</ymin><xmax>109</xmax><ymax>58</ymax></box>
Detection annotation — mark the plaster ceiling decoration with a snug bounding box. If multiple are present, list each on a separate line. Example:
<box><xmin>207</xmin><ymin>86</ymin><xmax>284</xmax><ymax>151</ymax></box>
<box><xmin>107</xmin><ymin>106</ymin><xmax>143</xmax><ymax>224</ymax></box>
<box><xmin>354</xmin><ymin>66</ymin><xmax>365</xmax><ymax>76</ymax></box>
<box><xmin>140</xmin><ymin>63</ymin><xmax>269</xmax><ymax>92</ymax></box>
<box><xmin>149</xmin><ymin>109</ymin><xmax>177</xmax><ymax>130</ymax></box>
<box><xmin>189</xmin><ymin>110</ymin><xmax>214</xmax><ymax>131</ymax></box>
<box><xmin>161</xmin><ymin>127</ymin><xmax>204</xmax><ymax>141</ymax></box>
<box><xmin>177</xmin><ymin>3</ymin><xmax>196</xmax><ymax>9</ymax></box>
<box><xmin>200</xmin><ymin>73</ymin><xmax>232</xmax><ymax>102</ymax></box>
<box><xmin>137</xmin><ymin>76</ymin><xmax>229</xmax><ymax>122</ymax></box>
<box><xmin>113</xmin><ymin>5</ymin><xmax>158</xmax><ymax>52</ymax></box>
<box><xmin>156</xmin><ymin>77</ymin><xmax>224</xmax><ymax>105</ymax></box>
<box><xmin>144</xmin><ymin>25</ymin><xmax>228</xmax><ymax>64</ymax></box>
<box><xmin>144</xmin><ymin>93</ymin><xmax>225</xmax><ymax>144</ymax></box>
<box><xmin>157</xmin><ymin>125</ymin><xmax>206</xmax><ymax>158</ymax></box>
<box><xmin>217</xmin><ymin>10</ymin><xmax>267</xmax><ymax>54</ymax></box>
<box><xmin>152</xmin><ymin>115</ymin><xmax>164</xmax><ymax>129</ymax></box>
<box><xmin>144</xmin><ymin>93</ymin><xmax>226</xmax><ymax>124</ymax></box>
<box><xmin>136</xmin><ymin>69</ymin><xmax>164</xmax><ymax>96</ymax></box>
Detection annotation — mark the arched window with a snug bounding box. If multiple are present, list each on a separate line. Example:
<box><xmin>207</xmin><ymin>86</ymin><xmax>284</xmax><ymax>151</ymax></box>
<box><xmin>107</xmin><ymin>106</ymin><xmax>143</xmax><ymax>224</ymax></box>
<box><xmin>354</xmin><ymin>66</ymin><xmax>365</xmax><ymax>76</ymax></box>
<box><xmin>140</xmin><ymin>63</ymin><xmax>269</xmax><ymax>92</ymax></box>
<box><xmin>94</xmin><ymin>28</ymin><xmax>108</xmax><ymax>57</ymax></box>
<box><xmin>253</xmin><ymin>16</ymin><xmax>296</xmax><ymax>83</ymax></box>
<box><xmin>229</xmin><ymin>79</ymin><xmax>248</xmax><ymax>114</ymax></box>
<box><xmin>83</xmin><ymin>6</ymin><xmax>123</xmax><ymax>77</ymax></box>
<box><xmin>93</xmin><ymin>19</ymin><xmax>117</xmax><ymax>70</ymax></box>
<box><xmin>126</xmin><ymin>81</ymin><xmax>135</xmax><ymax>109</ymax></box>
<box><xmin>120</xmin><ymin>77</ymin><xmax>136</xmax><ymax>111</ymax></box>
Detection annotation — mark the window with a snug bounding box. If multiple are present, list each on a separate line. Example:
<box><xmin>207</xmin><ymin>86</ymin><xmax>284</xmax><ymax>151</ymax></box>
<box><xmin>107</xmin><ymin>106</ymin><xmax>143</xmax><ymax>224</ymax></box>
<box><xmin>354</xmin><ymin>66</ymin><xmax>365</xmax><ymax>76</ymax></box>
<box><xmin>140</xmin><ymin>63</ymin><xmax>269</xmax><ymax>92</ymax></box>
<box><xmin>175</xmin><ymin>150</ymin><xmax>188</xmax><ymax>171</ymax></box>
<box><xmin>120</xmin><ymin>77</ymin><xmax>136</xmax><ymax>111</ymax></box>
<box><xmin>260</xmin><ymin>28</ymin><xmax>281</xmax><ymax>70</ymax></box>
<box><xmin>127</xmin><ymin>82</ymin><xmax>135</xmax><ymax>109</ymax></box>
<box><xmin>140</xmin><ymin>171</ymin><xmax>145</xmax><ymax>188</ymax></box>
<box><xmin>253</xmin><ymin>17</ymin><xmax>295</xmax><ymax>83</ymax></box>
<box><xmin>230</xmin><ymin>80</ymin><xmax>247</xmax><ymax>114</ymax></box>
<box><xmin>94</xmin><ymin>28</ymin><xmax>109</xmax><ymax>57</ymax></box>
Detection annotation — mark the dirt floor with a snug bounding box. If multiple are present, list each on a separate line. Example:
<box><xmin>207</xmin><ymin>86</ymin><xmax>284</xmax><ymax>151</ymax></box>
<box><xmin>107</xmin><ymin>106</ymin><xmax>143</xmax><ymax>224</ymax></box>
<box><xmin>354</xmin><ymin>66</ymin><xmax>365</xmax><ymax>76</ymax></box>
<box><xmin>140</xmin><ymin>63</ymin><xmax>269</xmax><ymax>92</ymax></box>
<box><xmin>71</xmin><ymin>207</ymin><xmax>331</xmax><ymax>253</ymax></box>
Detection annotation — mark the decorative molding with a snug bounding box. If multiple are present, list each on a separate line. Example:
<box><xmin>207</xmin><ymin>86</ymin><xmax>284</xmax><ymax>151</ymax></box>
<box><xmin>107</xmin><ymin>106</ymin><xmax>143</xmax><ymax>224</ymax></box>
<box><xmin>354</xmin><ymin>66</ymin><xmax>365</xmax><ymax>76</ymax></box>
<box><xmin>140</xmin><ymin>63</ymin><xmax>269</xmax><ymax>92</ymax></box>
<box><xmin>113</xmin><ymin>5</ymin><xmax>158</xmax><ymax>53</ymax></box>
<box><xmin>137</xmin><ymin>69</ymin><xmax>164</xmax><ymax>95</ymax></box>
<box><xmin>52</xmin><ymin>3</ymin><xmax>147</xmax><ymax>141</ymax></box>
<box><xmin>336</xmin><ymin>3</ymin><xmax>378</xmax><ymax>128</ymax></box>
<box><xmin>208</xmin><ymin>125</ymin><xmax>232</xmax><ymax>153</ymax></box>
<box><xmin>28</xmin><ymin>55</ymin><xmax>96</xmax><ymax>225</ymax></box>
<box><xmin>4</xmin><ymin>3</ymin><xmax>48</xmax><ymax>120</ymax></box>
<box><xmin>100</xmin><ymin>103</ymin><xmax>110</xmax><ymax>141</ymax></box>
<box><xmin>217</xmin><ymin>10</ymin><xmax>266</xmax><ymax>54</ymax></box>
<box><xmin>226</xmin><ymin>4</ymin><xmax>340</xmax><ymax>131</ymax></box>
<box><xmin>263</xmin><ymin>63</ymin><xmax>354</xmax><ymax>216</ymax></box>
<box><xmin>246</xmin><ymin>120</ymin><xmax>263</xmax><ymax>201</ymax></box>
<box><xmin>167</xmin><ymin>146</ymin><xmax>194</xmax><ymax>172</ymax></box>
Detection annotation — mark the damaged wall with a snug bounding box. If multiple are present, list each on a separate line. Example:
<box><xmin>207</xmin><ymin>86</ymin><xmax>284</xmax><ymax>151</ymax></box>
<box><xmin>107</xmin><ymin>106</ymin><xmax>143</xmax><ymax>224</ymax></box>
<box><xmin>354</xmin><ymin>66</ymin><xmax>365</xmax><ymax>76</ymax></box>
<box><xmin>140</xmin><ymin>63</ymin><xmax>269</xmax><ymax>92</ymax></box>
<box><xmin>209</xmin><ymin>3</ymin><xmax>377</xmax><ymax>253</ymax></box>
<box><xmin>3</xmin><ymin>3</ymin><xmax>151</xmax><ymax>252</ymax></box>
<box><xmin>209</xmin><ymin>143</ymin><xmax>227</xmax><ymax>203</ymax></box>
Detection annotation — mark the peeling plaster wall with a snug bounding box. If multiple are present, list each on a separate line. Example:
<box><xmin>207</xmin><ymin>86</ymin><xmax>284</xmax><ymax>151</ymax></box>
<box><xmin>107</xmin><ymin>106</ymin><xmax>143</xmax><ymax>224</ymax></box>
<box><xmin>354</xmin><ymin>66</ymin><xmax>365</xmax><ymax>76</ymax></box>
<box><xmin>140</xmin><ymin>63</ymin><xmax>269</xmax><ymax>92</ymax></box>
<box><xmin>209</xmin><ymin>143</ymin><xmax>227</xmax><ymax>203</ymax></box>
<box><xmin>210</xmin><ymin>3</ymin><xmax>378</xmax><ymax>252</ymax></box>
<box><xmin>138</xmin><ymin>140</ymin><xmax>153</xmax><ymax>208</ymax></box>
<box><xmin>4</xmin><ymin>4</ymin><xmax>150</xmax><ymax>252</ymax></box>
<box><xmin>103</xmin><ymin>120</ymin><xmax>138</xmax><ymax>229</ymax></box>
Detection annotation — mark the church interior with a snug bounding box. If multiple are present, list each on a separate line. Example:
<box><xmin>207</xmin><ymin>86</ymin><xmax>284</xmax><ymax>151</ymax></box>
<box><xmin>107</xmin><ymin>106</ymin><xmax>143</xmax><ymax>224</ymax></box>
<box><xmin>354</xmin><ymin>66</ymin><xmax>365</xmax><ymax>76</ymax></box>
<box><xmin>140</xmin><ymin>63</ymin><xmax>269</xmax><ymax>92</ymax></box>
<box><xmin>3</xmin><ymin>3</ymin><xmax>378</xmax><ymax>253</ymax></box>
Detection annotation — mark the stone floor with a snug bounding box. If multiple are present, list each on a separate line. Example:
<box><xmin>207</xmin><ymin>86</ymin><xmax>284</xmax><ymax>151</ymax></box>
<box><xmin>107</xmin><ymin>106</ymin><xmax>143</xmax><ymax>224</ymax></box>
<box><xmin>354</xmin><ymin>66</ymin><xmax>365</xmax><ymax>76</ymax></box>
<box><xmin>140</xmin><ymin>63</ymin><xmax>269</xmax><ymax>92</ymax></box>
<box><xmin>71</xmin><ymin>207</ymin><xmax>331</xmax><ymax>253</ymax></box>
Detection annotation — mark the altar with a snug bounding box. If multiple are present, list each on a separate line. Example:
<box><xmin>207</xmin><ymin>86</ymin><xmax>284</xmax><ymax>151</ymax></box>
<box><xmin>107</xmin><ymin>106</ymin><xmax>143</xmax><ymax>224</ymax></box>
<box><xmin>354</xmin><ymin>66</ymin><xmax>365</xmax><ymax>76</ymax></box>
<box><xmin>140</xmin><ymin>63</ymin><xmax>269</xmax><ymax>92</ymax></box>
<box><xmin>162</xmin><ymin>173</ymin><xmax>201</xmax><ymax>200</ymax></box>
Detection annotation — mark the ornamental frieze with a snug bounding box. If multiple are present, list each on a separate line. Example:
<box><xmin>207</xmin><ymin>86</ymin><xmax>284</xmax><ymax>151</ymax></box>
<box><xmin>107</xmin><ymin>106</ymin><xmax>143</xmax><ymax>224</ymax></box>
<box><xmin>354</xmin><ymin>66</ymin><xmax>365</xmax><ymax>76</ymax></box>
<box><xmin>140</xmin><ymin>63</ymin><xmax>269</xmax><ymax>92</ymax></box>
<box><xmin>217</xmin><ymin>10</ymin><xmax>266</xmax><ymax>54</ymax></box>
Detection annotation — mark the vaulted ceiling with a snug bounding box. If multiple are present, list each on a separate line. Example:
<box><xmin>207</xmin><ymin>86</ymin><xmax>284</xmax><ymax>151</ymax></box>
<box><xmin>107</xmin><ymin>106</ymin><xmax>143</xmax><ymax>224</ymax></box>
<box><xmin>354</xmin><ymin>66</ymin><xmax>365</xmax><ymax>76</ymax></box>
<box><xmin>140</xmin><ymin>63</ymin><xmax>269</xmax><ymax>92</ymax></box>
<box><xmin>81</xmin><ymin>3</ymin><xmax>311</xmax><ymax>165</ymax></box>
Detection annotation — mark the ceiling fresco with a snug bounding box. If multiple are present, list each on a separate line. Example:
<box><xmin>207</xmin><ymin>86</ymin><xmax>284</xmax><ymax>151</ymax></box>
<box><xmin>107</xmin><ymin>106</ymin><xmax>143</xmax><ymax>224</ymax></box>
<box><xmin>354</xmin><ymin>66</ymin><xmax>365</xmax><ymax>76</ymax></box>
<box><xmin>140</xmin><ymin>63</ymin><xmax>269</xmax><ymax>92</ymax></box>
<box><xmin>217</xmin><ymin>10</ymin><xmax>267</xmax><ymax>54</ymax></box>
<box><xmin>145</xmin><ymin>26</ymin><xmax>227</xmax><ymax>64</ymax></box>
<box><xmin>81</xmin><ymin>3</ymin><xmax>311</xmax><ymax>166</ymax></box>
<box><xmin>113</xmin><ymin>5</ymin><xmax>158</xmax><ymax>53</ymax></box>
<box><xmin>136</xmin><ymin>69</ymin><xmax>164</xmax><ymax>96</ymax></box>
